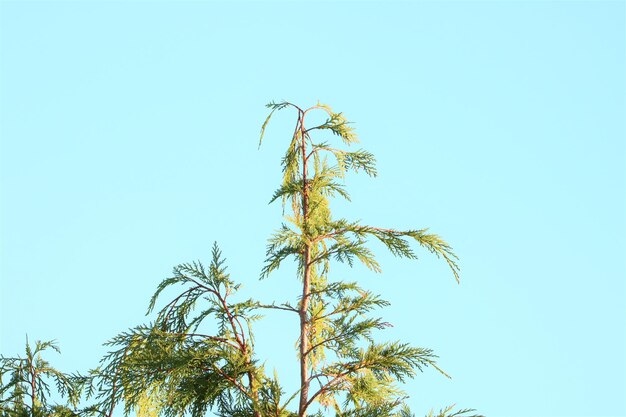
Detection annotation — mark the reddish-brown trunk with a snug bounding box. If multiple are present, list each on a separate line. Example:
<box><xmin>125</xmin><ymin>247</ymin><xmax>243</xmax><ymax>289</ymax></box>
<box><xmin>298</xmin><ymin>113</ymin><xmax>311</xmax><ymax>417</ymax></box>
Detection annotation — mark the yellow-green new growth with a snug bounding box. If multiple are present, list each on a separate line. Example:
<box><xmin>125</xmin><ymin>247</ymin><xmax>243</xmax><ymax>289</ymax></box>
<box><xmin>74</xmin><ymin>102</ymin><xmax>479</xmax><ymax>417</ymax></box>
<box><xmin>259</xmin><ymin>102</ymin><xmax>465</xmax><ymax>417</ymax></box>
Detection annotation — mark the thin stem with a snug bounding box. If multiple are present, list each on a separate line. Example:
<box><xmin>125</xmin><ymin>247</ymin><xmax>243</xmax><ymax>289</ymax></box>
<box><xmin>298</xmin><ymin>110</ymin><xmax>312</xmax><ymax>417</ymax></box>
<box><xmin>257</xmin><ymin>303</ymin><xmax>299</xmax><ymax>314</ymax></box>
<box><xmin>210</xmin><ymin>365</ymin><xmax>252</xmax><ymax>400</ymax></box>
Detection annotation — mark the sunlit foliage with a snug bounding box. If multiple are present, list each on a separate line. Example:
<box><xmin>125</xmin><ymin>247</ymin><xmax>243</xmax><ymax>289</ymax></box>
<box><xmin>1</xmin><ymin>103</ymin><xmax>480</xmax><ymax>417</ymax></box>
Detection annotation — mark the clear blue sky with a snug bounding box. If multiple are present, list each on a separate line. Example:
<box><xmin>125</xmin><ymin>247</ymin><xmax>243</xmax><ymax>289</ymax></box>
<box><xmin>1</xmin><ymin>1</ymin><xmax>624</xmax><ymax>416</ymax></box>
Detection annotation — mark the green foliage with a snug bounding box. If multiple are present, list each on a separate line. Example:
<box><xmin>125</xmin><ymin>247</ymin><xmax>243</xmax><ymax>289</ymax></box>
<box><xmin>1</xmin><ymin>102</ymin><xmax>479</xmax><ymax>417</ymax></box>
<box><xmin>257</xmin><ymin>102</ymin><xmax>468</xmax><ymax>417</ymax></box>
<box><xmin>424</xmin><ymin>405</ymin><xmax>483</xmax><ymax>417</ymax></box>
<box><xmin>83</xmin><ymin>244</ymin><xmax>267</xmax><ymax>417</ymax></box>
<box><xmin>0</xmin><ymin>339</ymin><xmax>81</xmax><ymax>417</ymax></box>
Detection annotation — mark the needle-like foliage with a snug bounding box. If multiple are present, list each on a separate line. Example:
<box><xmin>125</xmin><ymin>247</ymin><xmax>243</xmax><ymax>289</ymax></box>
<box><xmin>73</xmin><ymin>102</ymin><xmax>480</xmax><ymax>417</ymax></box>
<box><xmin>0</xmin><ymin>339</ymin><xmax>81</xmax><ymax>417</ymax></box>
<box><xmin>257</xmin><ymin>102</ymin><xmax>470</xmax><ymax>417</ymax></box>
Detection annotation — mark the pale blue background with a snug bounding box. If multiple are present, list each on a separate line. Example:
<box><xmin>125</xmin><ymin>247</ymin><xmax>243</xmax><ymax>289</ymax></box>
<box><xmin>1</xmin><ymin>1</ymin><xmax>624</xmax><ymax>416</ymax></box>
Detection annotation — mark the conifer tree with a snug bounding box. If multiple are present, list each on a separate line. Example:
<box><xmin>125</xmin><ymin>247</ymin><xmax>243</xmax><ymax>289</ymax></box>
<box><xmin>0</xmin><ymin>339</ymin><xmax>81</xmax><ymax>417</ymax></box>
<box><xmin>82</xmin><ymin>102</ymin><xmax>481</xmax><ymax>417</ymax></box>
